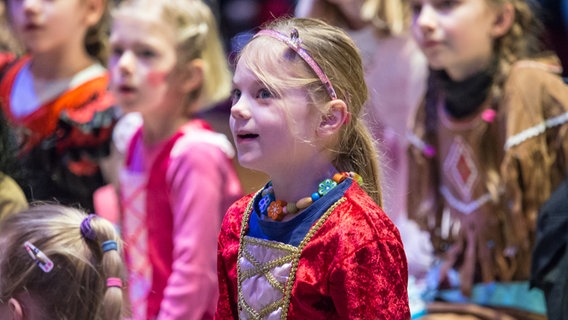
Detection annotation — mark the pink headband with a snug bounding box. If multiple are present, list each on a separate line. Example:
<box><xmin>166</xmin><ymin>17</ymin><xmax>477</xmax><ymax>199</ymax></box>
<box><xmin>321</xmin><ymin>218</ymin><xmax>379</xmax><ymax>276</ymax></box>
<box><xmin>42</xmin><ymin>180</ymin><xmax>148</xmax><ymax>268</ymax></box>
<box><xmin>254</xmin><ymin>28</ymin><xmax>338</xmax><ymax>100</ymax></box>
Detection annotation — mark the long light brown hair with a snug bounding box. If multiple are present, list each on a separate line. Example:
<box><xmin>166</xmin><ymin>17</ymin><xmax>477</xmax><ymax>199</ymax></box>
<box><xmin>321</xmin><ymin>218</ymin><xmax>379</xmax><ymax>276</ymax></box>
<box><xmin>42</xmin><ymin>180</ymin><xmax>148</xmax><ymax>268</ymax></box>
<box><xmin>0</xmin><ymin>204</ymin><xmax>125</xmax><ymax>320</ymax></box>
<box><xmin>238</xmin><ymin>17</ymin><xmax>383</xmax><ymax>205</ymax></box>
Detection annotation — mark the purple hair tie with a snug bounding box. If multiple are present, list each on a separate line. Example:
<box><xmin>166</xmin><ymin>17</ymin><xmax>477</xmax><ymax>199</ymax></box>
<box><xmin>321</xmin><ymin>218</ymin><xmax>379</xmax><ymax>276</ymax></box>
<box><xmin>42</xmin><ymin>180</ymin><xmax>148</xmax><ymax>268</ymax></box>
<box><xmin>80</xmin><ymin>214</ymin><xmax>97</xmax><ymax>241</ymax></box>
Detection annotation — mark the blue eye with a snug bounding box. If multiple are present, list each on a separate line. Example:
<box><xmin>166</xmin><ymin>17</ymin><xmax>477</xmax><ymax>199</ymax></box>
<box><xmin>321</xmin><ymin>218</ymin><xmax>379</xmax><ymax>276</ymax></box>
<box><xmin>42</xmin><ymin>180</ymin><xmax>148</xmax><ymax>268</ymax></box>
<box><xmin>257</xmin><ymin>88</ymin><xmax>273</xmax><ymax>99</ymax></box>
<box><xmin>231</xmin><ymin>89</ymin><xmax>241</xmax><ymax>105</ymax></box>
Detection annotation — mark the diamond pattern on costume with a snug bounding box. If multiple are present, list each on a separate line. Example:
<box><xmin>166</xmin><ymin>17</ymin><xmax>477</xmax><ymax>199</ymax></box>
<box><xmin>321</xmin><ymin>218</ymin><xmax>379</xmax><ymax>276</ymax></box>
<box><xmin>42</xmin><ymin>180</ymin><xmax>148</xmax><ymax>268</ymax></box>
<box><xmin>120</xmin><ymin>170</ymin><xmax>151</xmax><ymax>320</ymax></box>
<box><xmin>238</xmin><ymin>236</ymin><xmax>299</xmax><ymax>320</ymax></box>
<box><xmin>443</xmin><ymin>136</ymin><xmax>478</xmax><ymax>201</ymax></box>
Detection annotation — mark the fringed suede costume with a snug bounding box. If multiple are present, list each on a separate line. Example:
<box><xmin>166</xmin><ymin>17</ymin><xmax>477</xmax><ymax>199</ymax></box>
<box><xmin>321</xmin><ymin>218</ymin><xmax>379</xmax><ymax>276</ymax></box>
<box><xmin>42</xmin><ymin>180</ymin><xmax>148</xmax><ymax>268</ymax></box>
<box><xmin>407</xmin><ymin>57</ymin><xmax>568</xmax><ymax>312</ymax></box>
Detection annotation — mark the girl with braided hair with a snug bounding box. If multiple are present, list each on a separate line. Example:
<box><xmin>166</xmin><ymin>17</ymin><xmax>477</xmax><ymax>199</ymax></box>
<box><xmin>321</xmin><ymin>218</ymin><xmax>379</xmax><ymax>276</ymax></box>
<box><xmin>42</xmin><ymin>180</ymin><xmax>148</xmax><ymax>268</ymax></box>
<box><xmin>408</xmin><ymin>0</ymin><xmax>568</xmax><ymax>317</ymax></box>
<box><xmin>0</xmin><ymin>204</ymin><xmax>125</xmax><ymax>320</ymax></box>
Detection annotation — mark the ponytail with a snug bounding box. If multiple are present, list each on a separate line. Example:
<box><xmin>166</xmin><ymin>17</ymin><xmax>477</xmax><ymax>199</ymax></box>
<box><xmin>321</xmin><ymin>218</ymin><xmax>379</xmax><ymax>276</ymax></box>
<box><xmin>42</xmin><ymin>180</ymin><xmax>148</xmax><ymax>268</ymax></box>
<box><xmin>87</xmin><ymin>215</ymin><xmax>125</xmax><ymax>320</ymax></box>
<box><xmin>334</xmin><ymin>116</ymin><xmax>383</xmax><ymax>206</ymax></box>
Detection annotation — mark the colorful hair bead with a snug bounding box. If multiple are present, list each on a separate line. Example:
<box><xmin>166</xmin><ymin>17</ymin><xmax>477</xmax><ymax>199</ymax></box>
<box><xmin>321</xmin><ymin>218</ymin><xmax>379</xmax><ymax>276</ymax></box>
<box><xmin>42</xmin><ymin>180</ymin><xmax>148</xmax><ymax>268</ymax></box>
<box><xmin>423</xmin><ymin>145</ymin><xmax>436</xmax><ymax>158</ymax></box>
<box><xmin>481</xmin><ymin>109</ymin><xmax>497</xmax><ymax>123</ymax></box>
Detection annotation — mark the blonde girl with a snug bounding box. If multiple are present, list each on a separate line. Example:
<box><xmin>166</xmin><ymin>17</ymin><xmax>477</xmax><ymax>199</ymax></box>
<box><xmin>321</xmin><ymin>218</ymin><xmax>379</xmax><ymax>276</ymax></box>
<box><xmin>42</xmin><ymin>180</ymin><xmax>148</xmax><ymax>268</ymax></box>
<box><xmin>109</xmin><ymin>0</ymin><xmax>242</xmax><ymax>318</ymax></box>
<box><xmin>217</xmin><ymin>17</ymin><xmax>409</xmax><ymax>319</ymax></box>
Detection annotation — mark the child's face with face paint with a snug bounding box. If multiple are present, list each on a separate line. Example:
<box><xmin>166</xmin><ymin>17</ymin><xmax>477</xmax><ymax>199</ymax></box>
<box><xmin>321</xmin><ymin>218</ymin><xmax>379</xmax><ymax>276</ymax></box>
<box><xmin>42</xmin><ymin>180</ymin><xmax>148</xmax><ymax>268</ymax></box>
<box><xmin>109</xmin><ymin>10</ymin><xmax>182</xmax><ymax>117</ymax></box>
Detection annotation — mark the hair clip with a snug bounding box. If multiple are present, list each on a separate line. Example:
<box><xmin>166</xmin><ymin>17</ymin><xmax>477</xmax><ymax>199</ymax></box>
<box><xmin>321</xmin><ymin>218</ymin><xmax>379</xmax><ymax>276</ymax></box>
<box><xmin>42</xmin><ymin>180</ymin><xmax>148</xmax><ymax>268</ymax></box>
<box><xmin>254</xmin><ymin>28</ymin><xmax>338</xmax><ymax>100</ymax></box>
<box><xmin>80</xmin><ymin>214</ymin><xmax>97</xmax><ymax>241</ymax></box>
<box><xmin>24</xmin><ymin>241</ymin><xmax>54</xmax><ymax>273</ymax></box>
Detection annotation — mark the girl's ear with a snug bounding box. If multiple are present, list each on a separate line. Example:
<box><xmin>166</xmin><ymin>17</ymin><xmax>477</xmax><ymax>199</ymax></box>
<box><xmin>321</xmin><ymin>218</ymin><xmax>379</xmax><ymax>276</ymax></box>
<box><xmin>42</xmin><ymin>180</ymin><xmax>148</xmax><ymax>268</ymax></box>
<box><xmin>84</xmin><ymin>0</ymin><xmax>105</xmax><ymax>27</ymax></box>
<box><xmin>491</xmin><ymin>3</ymin><xmax>515</xmax><ymax>38</ymax></box>
<box><xmin>318</xmin><ymin>99</ymin><xmax>350</xmax><ymax>137</ymax></box>
<box><xmin>8</xmin><ymin>298</ymin><xmax>24</xmax><ymax>320</ymax></box>
<box><xmin>180</xmin><ymin>59</ymin><xmax>205</xmax><ymax>93</ymax></box>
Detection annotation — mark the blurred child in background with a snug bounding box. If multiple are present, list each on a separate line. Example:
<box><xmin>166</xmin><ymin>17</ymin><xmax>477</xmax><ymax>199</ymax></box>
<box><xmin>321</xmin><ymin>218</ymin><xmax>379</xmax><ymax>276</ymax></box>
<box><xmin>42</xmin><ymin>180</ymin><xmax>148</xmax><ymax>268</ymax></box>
<box><xmin>408</xmin><ymin>0</ymin><xmax>568</xmax><ymax>317</ymax></box>
<box><xmin>109</xmin><ymin>0</ymin><xmax>242</xmax><ymax>318</ymax></box>
<box><xmin>0</xmin><ymin>0</ymin><xmax>116</xmax><ymax>212</ymax></box>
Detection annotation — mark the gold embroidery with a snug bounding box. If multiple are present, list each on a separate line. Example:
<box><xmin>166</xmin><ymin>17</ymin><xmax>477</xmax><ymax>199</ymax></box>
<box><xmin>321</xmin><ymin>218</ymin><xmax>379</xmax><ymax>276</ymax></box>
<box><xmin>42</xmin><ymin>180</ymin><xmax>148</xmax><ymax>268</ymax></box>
<box><xmin>236</xmin><ymin>189</ymin><xmax>346</xmax><ymax>320</ymax></box>
<box><xmin>280</xmin><ymin>199</ymin><xmax>345</xmax><ymax>318</ymax></box>
<box><xmin>240</xmin><ymin>248</ymin><xmax>295</xmax><ymax>291</ymax></box>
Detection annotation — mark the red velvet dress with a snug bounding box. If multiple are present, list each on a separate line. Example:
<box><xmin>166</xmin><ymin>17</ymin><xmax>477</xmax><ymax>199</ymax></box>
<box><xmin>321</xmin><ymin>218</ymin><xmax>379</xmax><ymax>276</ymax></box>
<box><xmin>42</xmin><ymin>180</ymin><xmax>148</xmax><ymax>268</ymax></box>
<box><xmin>216</xmin><ymin>179</ymin><xmax>410</xmax><ymax>319</ymax></box>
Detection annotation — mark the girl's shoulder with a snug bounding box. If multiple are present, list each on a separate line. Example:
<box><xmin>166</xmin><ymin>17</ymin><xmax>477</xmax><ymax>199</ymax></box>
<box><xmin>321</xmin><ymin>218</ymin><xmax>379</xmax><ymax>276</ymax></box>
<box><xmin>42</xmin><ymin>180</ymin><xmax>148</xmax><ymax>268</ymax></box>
<box><xmin>331</xmin><ymin>182</ymin><xmax>401</xmax><ymax>241</ymax></box>
<box><xmin>0</xmin><ymin>54</ymin><xmax>26</xmax><ymax>89</ymax></box>
<box><xmin>506</xmin><ymin>56</ymin><xmax>564</xmax><ymax>86</ymax></box>
<box><xmin>510</xmin><ymin>56</ymin><xmax>563</xmax><ymax>74</ymax></box>
<box><xmin>0</xmin><ymin>52</ymin><xmax>16</xmax><ymax>73</ymax></box>
<box><xmin>502</xmin><ymin>56</ymin><xmax>568</xmax><ymax>108</ymax></box>
<box><xmin>220</xmin><ymin>193</ymin><xmax>256</xmax><ymax>237</ymax></box>
<box><xmin>171</xmin><ymin>119</ymin><xmax>235</xmax><ymax>160</ymax></box>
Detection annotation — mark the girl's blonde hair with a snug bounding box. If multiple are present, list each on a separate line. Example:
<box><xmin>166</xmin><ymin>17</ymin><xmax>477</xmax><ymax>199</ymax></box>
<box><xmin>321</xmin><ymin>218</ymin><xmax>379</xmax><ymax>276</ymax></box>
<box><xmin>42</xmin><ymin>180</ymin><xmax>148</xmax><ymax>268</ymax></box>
<box><xmin>239</xmin><ymin>17</ymin><xmax>383</xmax><ymax>206</ymax></box>
<box><xmin>114</xmin><ymin>0</ymin><xmax>232</xmax><ymax>112</ymax></box>
<box><xmin>361</xmin><ymin>0</ymin><xmax>410</xmax><ymax>36</ymax></box>
<box><xmin>2</xmin><ymin>0</ymin><xmax>111</xmax><ymax>65</ymax></box>
<box><xmin>0</xmin><ymin>204</ymin><xmax>125</xmax><ymax>320</ymax></box>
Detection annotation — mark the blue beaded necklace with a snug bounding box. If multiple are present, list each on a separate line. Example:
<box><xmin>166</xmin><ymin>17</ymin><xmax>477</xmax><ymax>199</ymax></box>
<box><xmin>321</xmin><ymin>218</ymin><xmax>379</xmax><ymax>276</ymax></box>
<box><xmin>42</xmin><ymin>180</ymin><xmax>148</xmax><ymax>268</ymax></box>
<box><xmin>258</xmin><ymin>172</ymin><xmax>362</xmax><ymax>221</ymax></box>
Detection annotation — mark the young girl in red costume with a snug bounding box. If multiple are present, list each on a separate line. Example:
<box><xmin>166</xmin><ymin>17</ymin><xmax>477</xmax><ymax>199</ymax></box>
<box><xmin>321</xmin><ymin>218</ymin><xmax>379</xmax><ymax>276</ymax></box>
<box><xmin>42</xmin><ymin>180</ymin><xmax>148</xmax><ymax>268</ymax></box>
<box><xmin>216</xmin><ymin>17</ymin><xmax>409</xmax><ymax>319</ymax></box>
<box><xmin>109</xmin><ymin>0</ymin><xmax>242</xmax><ymax>319</ymax></box>
<box><xmin>0</xmin><ymin>0</ymin><xmax>115</xmax><ymax>211</ymax></box>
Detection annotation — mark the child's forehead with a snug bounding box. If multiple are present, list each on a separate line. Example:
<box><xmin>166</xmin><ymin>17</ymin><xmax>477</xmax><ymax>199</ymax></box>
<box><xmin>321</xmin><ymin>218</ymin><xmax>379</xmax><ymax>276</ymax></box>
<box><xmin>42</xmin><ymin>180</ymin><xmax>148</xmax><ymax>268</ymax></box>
<box><xmin>241</xmin><ymin>38</ymin><xmax>299</xmax><ymax>71</ymax></box>
<box><xmin>111</xmin><ymin>10</ymin><xmax>176</xmax><ymax>42</ymax></box>
<box><xmin>239</xmin><ymin>45</ymin><xmax>292</xmax><ymax>76</ymax></box>
<box><xmin>113</xmin><ymin>7</ymin><xmax>161</xmax><ymax>25</ymax></box>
